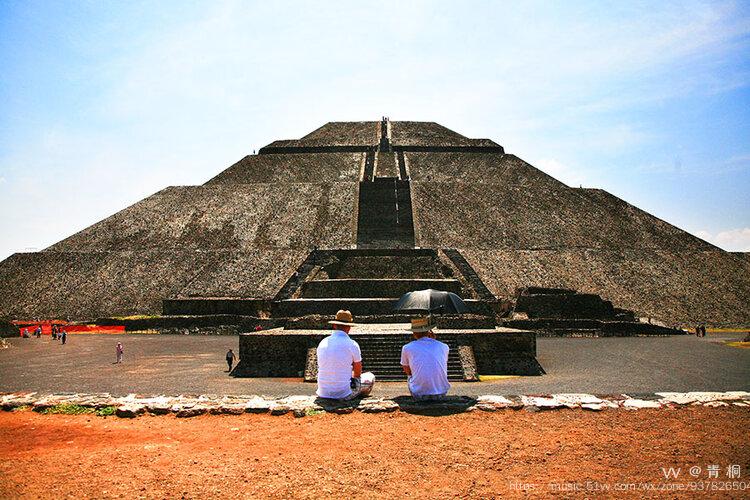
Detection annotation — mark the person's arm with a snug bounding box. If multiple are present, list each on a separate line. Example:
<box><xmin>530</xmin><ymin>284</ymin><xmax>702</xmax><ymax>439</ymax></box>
<box><xmin>400</xmin><ymin>347</ymin><xmax>411</xmax><ymax>376</ymax></box>
<box><xmin>352</xmin><ymin>342</ymin><xmax>362</xmax><ymax>378</ymax></box>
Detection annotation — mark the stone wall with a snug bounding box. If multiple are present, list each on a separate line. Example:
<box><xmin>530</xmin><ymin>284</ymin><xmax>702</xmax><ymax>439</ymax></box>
<box><xmin>391</xmin><ymin>122</ymin><xmax>499</xmax><ymax>148</ymax></box>
<box><xmin>234</xmin><ymin>329</ymin><xmax>541</xmax><ymax>378</ymax></box>
<box><xmin>410</xmin><ymin>152</ymin><xmax>713</xmax><ymax>253</ymax></box>
<box><xmin>300</xmin><ymin>122</ymin><xmax>378</xmax><ymax>145</ymax></box>
<box><xmin>462</xmin><ymin>249</ymin><xmax>750</xmax><ymax>326</ymax></box>
<box><xmin>0</xmin><ymin>319</ymin><xmax>18</xmax><ymax>338</ymax></box>
<box><xmin>47</xmin><ymin>183</ymin><xmax>358</xmax><ymax>252</ymax></box>
<box><xmin>0</xmin><ymin>250</ymin><xmax>302</xmax><ymax>320</ymax></box>
<box><xmin>234</xmin><ymin>332</ymin><xmax>325</xmax><ymax>377</ymax></box>
<box><xmin>515</xmin><ymin>292</ymin><xmax>615</xmax><ymax>320</ymax></box>
<box><xmin>205</xmin><ymin>152</ymin><xmax>363</xmax><ymax>184</ymax></box>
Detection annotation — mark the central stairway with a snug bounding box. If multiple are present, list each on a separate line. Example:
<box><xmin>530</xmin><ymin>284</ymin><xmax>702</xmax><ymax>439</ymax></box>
<box><xmin>352</xmin><ymin>332</ymin><xmax>465</xmax><ymax>381</ymax></box>
<box><xmin>271</xmin><ymin>248</ymin><xmax>496</xmax><ymax>321</ymax></box>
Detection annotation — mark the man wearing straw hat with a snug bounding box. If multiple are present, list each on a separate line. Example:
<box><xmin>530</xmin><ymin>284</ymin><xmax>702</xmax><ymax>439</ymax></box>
<box><xmin>400</xmin><ymin>316</ymin><xmax>450</xmax><ymax>401</ymax></box>
<box><xmin>316</xmin><ymin>310</ymin><xmax>375</xmax><ymax>400</ymax></box>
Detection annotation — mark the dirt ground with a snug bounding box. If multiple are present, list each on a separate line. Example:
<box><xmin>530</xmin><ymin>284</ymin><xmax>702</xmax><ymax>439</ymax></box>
<box><xmin>0</xmin><ymin>408</ymin><xmax>748</xmax><ymax>499</ymax></box>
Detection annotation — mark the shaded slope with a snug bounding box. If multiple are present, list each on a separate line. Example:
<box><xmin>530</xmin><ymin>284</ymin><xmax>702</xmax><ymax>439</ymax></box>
<box><xmin>410</xmin><ymin>154</ymin><xmax>712</xmax><ymax>253</ymax></box>
<box><xmin>206</xmin><ymin>153</ymin><xmax>363</xmax><ymax>184</ymax></box>
<box><xmin>392</xmin><ymin>121</ymin><xmax>499</xmax><ymax>148</ymax></box>
<box><xmin>0</xmin><ymin>250</ymin><xmax>303</xmax><ymax>319</ymax></box>
<box><xmin>49</xmin><ymin>183</ymin><xmax>358</xmax><ymax>252</ymax></box>
<box><xmin>461</xmin><ymin>248</ymin><xmax>750</xmax><ymax>326</ymax></box>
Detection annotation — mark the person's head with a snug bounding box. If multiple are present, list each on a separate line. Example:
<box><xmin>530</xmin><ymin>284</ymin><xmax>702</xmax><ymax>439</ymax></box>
<box><xmin>328</xmin><ymin>309</ymin><xmax>355</xmax><ymax>333</ymax></box>
<box><xmin>410</xmin><ymin>317</ymin><xmax>435</xmax><ymax>339</ymax></box>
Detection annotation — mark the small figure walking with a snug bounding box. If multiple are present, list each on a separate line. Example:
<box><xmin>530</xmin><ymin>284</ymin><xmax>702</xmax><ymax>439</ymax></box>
<box><xmin>34</xmin><ymin>326</ymin><xmax>42</xmax><ymax>338</ymax></box>
<box><xmin>226</xmin><ymin>349</ymin><xmax>237</xmax><ymax>372</ymax></box>
<box><xmin>60</xmin><ymin>329</ymin><xmax>67</xmax><ymax>345</ymax></box>
<box><xmin>116</xmin><ymin>342</ymin><xmax>124</xmax><ymax>363</ymax></box>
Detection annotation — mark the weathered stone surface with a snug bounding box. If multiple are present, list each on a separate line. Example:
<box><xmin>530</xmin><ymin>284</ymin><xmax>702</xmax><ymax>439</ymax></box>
<box><xmin>622</xmin><ymin>399</ymin><xmax>662</xmax><ymax>409</ymax></box>
<box><xmin>216</xmin><ymin>404</ymin><xmax>246</xmax><ymax>415</ymax></box>
<box><xmin>581</xmin><ymin>403</ymin><xmax>605</xmax><ymax>411</ymax></box>
<box><xmin>475</xmin><ymin>395</ymin><xmax>516</xmax><ymax>411</ymax></box>
<box><xmin>4</xmin><ymin>391</ymin><xmax>749</xmax><ymax>418</ymax></box>
<box><xmin>116</xmin><ymin>403</ymin><xmax>145</xmax><ymax>418</ymax></box>
<box><xmin>269</xmin><ymin>405</ymin><xmax>291</xmax><ymax>416</ymax></box>
<box><xmin>174</xmin><ymin>405</ymin><xmax>209</xmax><ymax>418</ymax></box>
<box><xmin>245</xmin><ymin>398</ymin><xmax>273</xmax><ymax>414</ymax></box>
<box><xmin>1</xmin><ymin>392</ymin><xmax>38</xmax><ymax>410</ymax></box>
<box><xmin>358</xmin><ymin>399</ymin><xmax>399</xmax><ymax>413</ymax></box>
<box><xmin>520</xmin><ymin>396</ymin><xmax>565</xmax><ymax>410</ymax></box>
<box><xmin>553</xmin><ymin>394</ymin><xmax>603</xmax><ymax>408</ymax></box>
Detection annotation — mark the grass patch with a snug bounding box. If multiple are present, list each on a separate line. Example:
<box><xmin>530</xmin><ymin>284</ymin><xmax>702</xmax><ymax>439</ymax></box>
<box><xmin>12</xmin><ymin>405</ymin><xmax>30</xmax><ymax>412</ymax></box>
<box><xmin>305</xmin><ymin>408</ymin><xmax>325</xmax><ymax>417</ymax></box>
<box><xmin>41</xmin><ymin>403</ymin><xmax>96</xmax><ymax>415</ymax></box>
<box><xmin>96</xmin><ymin>406</ymin><xmax>117</xmax><ymax>417</ymax></box>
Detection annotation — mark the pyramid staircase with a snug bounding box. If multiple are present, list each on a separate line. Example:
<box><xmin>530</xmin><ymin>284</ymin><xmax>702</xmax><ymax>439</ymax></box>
<box><xmin>354</xmin><ymin>332</ymin><xmax>465</xmax><ymax>381</ymax></box>
<box><xmin>272</xmin><ymin>249</ymin><xmax>496</xmax><ymax>321</ymax></box>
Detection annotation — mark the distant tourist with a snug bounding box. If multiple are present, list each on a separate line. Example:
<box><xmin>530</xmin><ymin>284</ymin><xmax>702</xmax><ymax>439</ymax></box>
<box><xmin>400</xmin><ymin>317</ymin><xmax>450</xmax><ymax>401</ymax></box>
<box><xmin>51</xmin><ymin>325</ymin><xmax>57</xmax><ymax>340</ymax></box>
<box><xmin>60</xmin><ymin>329</ymin><xmax>67</xmax><ymax>345</ymax></box>
<box><xmin>34</xmin><ymin>325</ymin><xmax>42</xmax><ymax>338</ymax></box>
<box><xmin>225</xmin><ymin>348</ymin><xmax>237</xmax><ymax>372</ymax></box>
<box><xmin>316</xmin><ymin>310</ymin><xmax>375</xmax><ymax>400</ymax></box>
<box><xmin>22</xmin><ymin>328</ymin><xmax>29</xmax><ymax>338</ymax></box>
<box><xmin>116</xmin><ymin>342</ymin><xmax>124</xmax><ymax>363</ymax></box>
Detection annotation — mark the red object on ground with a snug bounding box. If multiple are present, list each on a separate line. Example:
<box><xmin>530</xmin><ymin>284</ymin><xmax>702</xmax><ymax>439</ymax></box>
<box><xmin>12</xmin><ymin>321</ymin><xmax>125</xmax><ymax>336</ymax></box>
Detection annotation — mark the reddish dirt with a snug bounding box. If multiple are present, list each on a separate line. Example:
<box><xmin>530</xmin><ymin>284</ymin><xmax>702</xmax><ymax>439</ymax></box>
<box><xmin>0</xmin><ymin>408</ymin><xmax>748</xmax><ymax>499</ymax></box>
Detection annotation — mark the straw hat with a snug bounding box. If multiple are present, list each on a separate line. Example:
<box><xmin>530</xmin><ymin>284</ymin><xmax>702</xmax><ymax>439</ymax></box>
<box><xmin>410</xmin><ymin>316</ymin><xmax>434</xmax><ymax>333</ymax></box>
<box><xmin>328</xmin><ymin>309</ymin><xmax>356</xmax><ymax>327</ymax></box>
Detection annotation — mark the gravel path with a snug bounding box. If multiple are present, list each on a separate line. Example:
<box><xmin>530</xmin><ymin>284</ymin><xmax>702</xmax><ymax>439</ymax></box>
<box><xmin>0</xmin><ymin>332</ymin><xmax>747</xmax><ymax>397</ymax></box>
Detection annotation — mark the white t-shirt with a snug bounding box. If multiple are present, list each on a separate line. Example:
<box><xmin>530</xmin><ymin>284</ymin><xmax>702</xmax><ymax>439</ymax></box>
<box><xmin>316</xmin><ymin>330</ymin><xmax>362</xmax><ymax>399</ymax></box>
<box><xmin>400</xmin><ymin>337</ymin><xmax>450</xmax><ymax>397</ymax></box>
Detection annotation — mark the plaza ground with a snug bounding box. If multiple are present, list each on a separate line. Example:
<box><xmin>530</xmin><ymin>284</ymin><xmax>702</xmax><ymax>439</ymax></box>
<box><xmin>0</xmin><ymin>332</ymin><xmax>748</xmax><ymax>397</ymax></box>
<box><xmin>0</xmin><ymin>407</ymin><xmax>748</xmax><ymax>498</ymax></box>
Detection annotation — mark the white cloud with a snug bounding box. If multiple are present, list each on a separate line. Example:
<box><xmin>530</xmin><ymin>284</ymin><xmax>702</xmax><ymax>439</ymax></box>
<box><xmin>694</xmin><ymin>228</ymin><xmax>750</xmax><ymax>252</ymax></box>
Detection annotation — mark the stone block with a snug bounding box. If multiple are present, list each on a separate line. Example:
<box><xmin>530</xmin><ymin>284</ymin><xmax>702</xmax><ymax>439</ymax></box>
<box><xmin>116</xmin><ymin>404</ymin><xmax>145</xmax><ymax>418</ymax></box>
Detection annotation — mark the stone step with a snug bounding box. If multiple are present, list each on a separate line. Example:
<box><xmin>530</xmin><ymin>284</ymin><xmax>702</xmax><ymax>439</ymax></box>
<box><xmin>273</xmin><ymin>298</ymin><xmax>494</xmax><ymax>317</ymax></box>
<box><xmin>442</xmin><ymin>249</ymin><xmax>496</xmax><ymax>301</ymax></box>
<box><xmin>300</xmin><ymin>278</ymin><xmax>463</xmax><ymax>299</ymax></box>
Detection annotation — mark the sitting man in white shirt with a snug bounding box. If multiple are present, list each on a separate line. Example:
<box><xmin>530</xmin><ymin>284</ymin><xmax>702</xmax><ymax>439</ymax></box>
<box><xmin>316</xmin><ymin>310</ymin><xmax>375</xmax><ymax>400</ymax></box>
<box><xmin>400</xmin><ymin>316</ymin><xmax>450</xmax><ymax>401</ymax></box>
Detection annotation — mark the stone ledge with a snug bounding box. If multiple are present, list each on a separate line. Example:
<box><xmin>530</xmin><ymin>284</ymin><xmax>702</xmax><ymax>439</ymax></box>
<box><xmin>1</xmin><ymin>391</ymin><xmax>748</xmax><ymax>418</ymax></box>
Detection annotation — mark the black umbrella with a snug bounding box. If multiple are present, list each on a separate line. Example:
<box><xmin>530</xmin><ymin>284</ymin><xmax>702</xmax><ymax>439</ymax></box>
<box><xmin>393</xmin><ymin>289</ymin><xmax>468</xmax><ymax>314</ymax></box>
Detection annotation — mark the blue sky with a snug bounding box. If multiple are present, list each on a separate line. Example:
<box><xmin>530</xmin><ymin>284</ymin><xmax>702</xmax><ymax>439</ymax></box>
<box><xmin>1</xmin><ymin>0</ymin><xmax>749</xmax><ymax>259</ymax></box>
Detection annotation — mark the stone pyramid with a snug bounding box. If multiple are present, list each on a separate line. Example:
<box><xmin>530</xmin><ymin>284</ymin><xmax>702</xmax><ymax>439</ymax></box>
<box><xmin>1</xmin><ymin>119</ymin><xmax>748</xmax><ymax>326</ymax></box>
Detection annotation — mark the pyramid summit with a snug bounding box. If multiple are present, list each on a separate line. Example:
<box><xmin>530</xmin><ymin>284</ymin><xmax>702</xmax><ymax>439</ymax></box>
<box><xmin>1</xmin><ymin>119</ymin><xmax>748</xmax><ymax>326</ymax></box>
